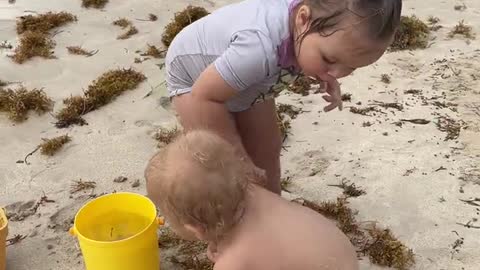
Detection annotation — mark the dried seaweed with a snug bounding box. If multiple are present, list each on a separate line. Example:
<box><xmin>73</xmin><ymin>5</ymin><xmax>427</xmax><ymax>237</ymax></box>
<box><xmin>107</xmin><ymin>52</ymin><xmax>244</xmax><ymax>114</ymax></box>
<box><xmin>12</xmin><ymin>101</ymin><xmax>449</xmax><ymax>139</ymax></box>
<box><xmin>341</xmin><ymin>93</ymin><xmax>352</xmax><ymax>102</ymax></box>
<box><xmin>131</xmin><ymin>179</ymin><xmax>141</xmax><ymax>188</ymax></box>
<box><xmin>436</xmin><ymin>116</ymin><xmax>463</xmax><ymax>141</ymax></box>
<box><xmin>82</xmin><ymin>0</ymin><xmax>108</xmax><ymax>9</ymax></box>
<box><xmin>140</xmin><ymin>45</ymin><xmax>164</xmax><ymax>58</ymax></box>
<box><xmin>448</xmin><ymin>20</ymin><xmax>475</xmax><ymax>39</ymax></box>
<box><xmin>390</xmin><ymin>15</ymin><xmax>430</xmax><ymax>51</ymax></box>
<box><xmin>54</xmin><ymin>68</ymin><xmax>146</xmax><ymax>128</ymax></box>
<box><xmin>159</xmin><ymin>226</ymin><xmax>213</xmax><ymax>270</ymax></box>
<box><xmin>162</xmin><ymin>6</ymin><xmax>210</xmax><ymax>47</ymax></box>
<box><xmin>113</xmin><ymin>18</ymin><xmax>131</xmax><ymax>28</ymax></box>
<box><xmin>149</xmin><ymin>14</ymin><xmax>158</xmax><ymax>21</ymax></box>
<box><xmin>158</xmin><ymin>226</ymin><xmax>183</xmax><ymax>248</ymax></box>
<box><xmin>349</xmin><ymin>106</ymin><xmax>377</xmax><ymax>116</ymax></box>
<box><xmin>6</xmin><ymin>234</ymin><xmax>27</xmax><ymax>247</ymax></box>
<box><xmin>169</xmin><ymin>255</ymin><xmax>213</xmax><ymax>270</ymax></box>
<box><xmin>39</xmin><ymin>135</ymin><xmax>71</xmax><ymax>156</ymax></box>
<box><xmin>404</xmin><ymin>89</ymin><xmax>422</xmax><ymax>95</ymax></box>
<box><xmin>277</xmin><ymin>103</ymin><xmax>301</xmax><ymax>119</ymax></box>
<box><xmin>454</xmin><ymin>4</ymin><xmax>467</xmax><ymax>11</ymax></box>
<box><xmin>280</xmin><ymin>177</ymin><xmax>292</xmax><ymax>192</ymax></box>
<box><xmin>155</xmin><ymin>127</ymin><xmax>180</xmax><ymax>147</ymax></box>
<box><xmin>12</xmin><ymin>31</ymin><xmax>55</xmax><ymax>64</ymax></box>
<box><xmin>118</xmin><ymin>26</ymin><xmax>138</xmax><ymax>40</ymax></box>
<box><xmin>0</xmin><ymin>86</ymin><xmax>53</xmax><ymax>122</ymax></box>
<box><xmin>288</xmin><ymin>75</ymin><xmax>315</xmax><ymax>96</ymax></box>
<box><xmin>294</xmin><ymin>197</ymin><xmax>360</xmax><ymax>235</ymax></box>
<box><xmin>362</xmin><ymin>225</ymin><xmax>415</xmax><ymax>270</ymax></box>
<box><xmin>70</xmin><ymin>179</ymin><xmax>96</xmax><ymax>194</ymax></box>
<box><xmin>427</xmin><ymin>16</ymin><xmax>442</xmax><ymax>31</ymax></box>
<box><xmin>381</xmin><ymin>74</ymin><xmax>391</xmax><ymax>84</ymax></box>
<box><xmin>113</xmin><ymin>176</ymin><xmax>128</xmax><ymax>183</ymax></box>
<box><xmin>295</xmin><ymin>197</ymin><xmax>415</xmax><ymax>269</ymax></box>
<box><xmin>328</xmin><ymin>180</ymin><xmax>366</xmax><ymax>198</ymax></box>
<box><xmin>67</xmin><ymin>46</ymin><xmax>97</xmax><ymax>56</ymax></box>
<box><xmin>370</xmin><ymin>101</ymin><xmax>404</xmax><ymax>111</ymax></box>
<box><xmin>16</xmin><ymin>11</ymin><xmax>77</xmax><ymax>35</ymax></box>
<box><xmin>277</xmin><ymin>113</ymin><xmax>291</xmax><ymax>141</ymax></box>
<box><xmin>112</xmin><ymin>18</ymin><xmax>138</xmax><ymax>40</ymax></box>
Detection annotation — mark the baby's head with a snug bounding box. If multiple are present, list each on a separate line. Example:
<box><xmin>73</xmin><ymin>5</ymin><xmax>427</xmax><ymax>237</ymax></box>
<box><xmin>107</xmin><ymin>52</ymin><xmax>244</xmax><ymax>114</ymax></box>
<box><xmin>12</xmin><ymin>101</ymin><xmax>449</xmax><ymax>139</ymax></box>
<box><xmin>291</xmin><ymin>0</ymin><xmax>402</xmax><ymax>79</ymax></box>
<box><xmin>145</xmin><ymin>130</ymin><xmax>252</xmax><ymax>242</ymax></box>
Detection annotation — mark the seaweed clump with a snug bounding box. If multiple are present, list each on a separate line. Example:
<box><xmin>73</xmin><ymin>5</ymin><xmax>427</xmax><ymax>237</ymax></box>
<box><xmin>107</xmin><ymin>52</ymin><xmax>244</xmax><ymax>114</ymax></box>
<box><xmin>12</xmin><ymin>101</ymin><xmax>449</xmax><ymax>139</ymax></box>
<box><xmin>162</xmin><ymin>6</ymin><xmax>210</xmax><ymax>47</ymax></box>
<box><xmin>0</xmin><ymin>86</ymin><xmax>53</xmax><ymax>122</ymax></box>
<box><xmin>39</xmin><ymin>135</ymin><xmax>72</xmax><ymax>156</ymax></box>
<box><xmin>381</xmin><ymin>74</ymin><xmax>391</xmax><ymax>84</ymax></box>
<box><xmin>363</xmin><ymin>225</ymin><xmax>415</xmax><ymax>270</ymax></box>
<box><xmin>149</xmin><ymin>14</ymin><xmax>158</xmax><ymax>21</ymax></box>
<box><xmin>54</xmin><ymin>69</ymin><xmax>146</xmax><ymax>128</ymax></box>
<box><xmin>16</xmin><ymin>12</ymin><xmax>77</xmax><ymax>35</ymax></box>
<box><xmin>141</xmin><ymin>45</ymin><xmax>164</xmax><ymax>58</ymax></box>
<box><xmin>12</xmin><ymin>11</ymin><xmax>76</xmax><ymax>64</ymax></box>
<box><xmin>155</xmin><ymin>127</ymin><xmax>180</xmax><ymax>147</ymax></box>
<box><xmin>158</xmin><ymin>226</ymin><xmax>213</xmax><ymax>270</ymax></box>
<box><xmin>295</xmin><ymin>197</ymin><xmax>416</xmax><ymax>269</ymax></box>
<box><xmin>436</xmin><ymin>116</ymin><xmax>463</xmax><ymax>141</ymax></box>
<box><xmin>288</xmin><ymin>75</ymin><xmax>315</xmax><ymax>96</ymax></box>
<box><xmin>329</xmin><ymin>180</ymin><xmax>366</xmax><ymax>198</ymax></box>
<box><xmin>276</xmin><ymin>103</ymin><xmax>301</xmax><ymax>141</ymax></box>
<box><xmin>112</xmin><ymin>18</ymin><xmax>138</xmax><ymax>40</ymax></box>
<box><xmin>12</xmin><ymin>32</ymin><xmax>55</xmax><ymax>64</ymax></box>
<box><xmin>294</xmin><ymin>197</ymin><xmax>360</xmax><ymax>235</ymax></box>
<box><xmin>117</xmin><ymin>26</ymin><xmax>138</xmax><ymax>40</ymax></box>
<box><xmin>448</xmin><ymin>20</ymin><xmax>475</xmax><ymax>39</ymax></box>
<box><xmin>390</xmin><ymin>15</ymin><xmax>430</xmax><ymax>51</ymax></box>
<box><xmin>427</xmin><ymin>16</ymin><xmax>442</xmax><ymax>31</ymax></box>
<box><xmin>82</xmin><ymin>0</ymin><xmax>109</xmax><ymax>9</ymax></box>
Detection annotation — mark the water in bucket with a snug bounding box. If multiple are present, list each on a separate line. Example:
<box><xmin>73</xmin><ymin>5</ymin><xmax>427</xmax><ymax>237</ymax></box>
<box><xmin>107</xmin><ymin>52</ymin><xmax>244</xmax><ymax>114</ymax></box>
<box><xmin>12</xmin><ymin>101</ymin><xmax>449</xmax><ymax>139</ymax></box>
<box><xmin>70</xmin><ymin>192</ymin><xmax>163</xmax><ymax>270</ymax></box>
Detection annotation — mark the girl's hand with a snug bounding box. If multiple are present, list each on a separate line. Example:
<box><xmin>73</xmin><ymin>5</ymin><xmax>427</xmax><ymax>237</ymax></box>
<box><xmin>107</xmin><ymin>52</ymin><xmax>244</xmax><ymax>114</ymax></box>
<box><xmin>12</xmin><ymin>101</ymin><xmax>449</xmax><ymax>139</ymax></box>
<box><xmin>317</xmin><ymin>74</ymin><xmax>343</xmax><ymax>112</ymax></box>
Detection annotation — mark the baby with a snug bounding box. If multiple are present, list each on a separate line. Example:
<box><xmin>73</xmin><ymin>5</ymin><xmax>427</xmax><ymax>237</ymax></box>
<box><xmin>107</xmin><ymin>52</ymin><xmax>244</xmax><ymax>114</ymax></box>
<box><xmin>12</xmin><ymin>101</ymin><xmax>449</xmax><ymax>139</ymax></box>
<box><xmin>145</xmin><ymin>130</ymin><xmax>358</xmax><ymax>270</ymax></box>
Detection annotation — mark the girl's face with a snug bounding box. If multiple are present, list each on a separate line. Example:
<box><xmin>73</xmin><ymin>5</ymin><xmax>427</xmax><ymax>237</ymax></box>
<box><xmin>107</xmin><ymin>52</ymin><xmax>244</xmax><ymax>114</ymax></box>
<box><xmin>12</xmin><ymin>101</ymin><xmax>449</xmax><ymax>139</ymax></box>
<box><xmin>293</xmin><ymin>5</ymin><xmax>391</xmax><ymax>81</ymax></box>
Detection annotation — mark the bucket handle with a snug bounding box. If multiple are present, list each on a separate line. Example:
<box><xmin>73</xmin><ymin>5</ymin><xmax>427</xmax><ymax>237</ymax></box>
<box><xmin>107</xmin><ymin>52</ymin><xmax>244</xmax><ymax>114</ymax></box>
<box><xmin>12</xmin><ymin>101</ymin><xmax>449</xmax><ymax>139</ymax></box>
<box><xmin>69</xmin><ymin>216</ymin><xmax>165</xmax><ymax>237</ymax></box>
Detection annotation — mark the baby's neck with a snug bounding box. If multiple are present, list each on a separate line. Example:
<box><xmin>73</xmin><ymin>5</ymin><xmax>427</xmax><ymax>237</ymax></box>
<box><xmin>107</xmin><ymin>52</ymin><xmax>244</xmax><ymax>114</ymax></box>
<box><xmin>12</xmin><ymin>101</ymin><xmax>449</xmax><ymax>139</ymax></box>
<box><xmin>207</xmin><ymin>184</ymin><xmax>267</xmax><ymax>260</ymax></box>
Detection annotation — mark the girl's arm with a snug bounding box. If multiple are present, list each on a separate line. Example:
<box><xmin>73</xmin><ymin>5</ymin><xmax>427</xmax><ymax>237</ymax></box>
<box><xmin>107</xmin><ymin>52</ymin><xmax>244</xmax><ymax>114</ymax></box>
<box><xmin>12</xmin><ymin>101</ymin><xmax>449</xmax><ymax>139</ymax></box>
<box><xmin>174</xmin><ymin>63</ymin><xmax>249</xmax><ymax>161</ymax></box>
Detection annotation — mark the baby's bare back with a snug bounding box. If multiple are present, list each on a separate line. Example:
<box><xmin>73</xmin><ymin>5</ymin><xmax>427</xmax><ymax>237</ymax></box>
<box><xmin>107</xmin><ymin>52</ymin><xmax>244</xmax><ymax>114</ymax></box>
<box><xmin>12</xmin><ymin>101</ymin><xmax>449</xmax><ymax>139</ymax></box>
<box><xmin>218</xmin><ymin>186</ymin><xmax>359</xmax><ymax>270</ymax></box>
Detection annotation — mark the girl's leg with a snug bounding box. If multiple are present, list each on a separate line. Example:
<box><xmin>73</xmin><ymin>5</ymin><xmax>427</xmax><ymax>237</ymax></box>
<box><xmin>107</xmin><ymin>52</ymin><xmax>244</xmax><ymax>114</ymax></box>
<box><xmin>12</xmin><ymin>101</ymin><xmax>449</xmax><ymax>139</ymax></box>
<box><xmin>233</xmin><ymin>98</ymin><xmax>282</xmax><ymax>194</ymax></box>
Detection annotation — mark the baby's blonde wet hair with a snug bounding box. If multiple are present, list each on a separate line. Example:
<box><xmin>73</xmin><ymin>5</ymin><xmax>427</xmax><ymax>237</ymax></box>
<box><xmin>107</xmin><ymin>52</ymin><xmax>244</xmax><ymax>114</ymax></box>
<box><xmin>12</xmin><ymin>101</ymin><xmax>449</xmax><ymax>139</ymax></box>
<box><xmin>145</xmin><ymin>129</ymin><xmax>256</xmax><ymax>241</ymax></box>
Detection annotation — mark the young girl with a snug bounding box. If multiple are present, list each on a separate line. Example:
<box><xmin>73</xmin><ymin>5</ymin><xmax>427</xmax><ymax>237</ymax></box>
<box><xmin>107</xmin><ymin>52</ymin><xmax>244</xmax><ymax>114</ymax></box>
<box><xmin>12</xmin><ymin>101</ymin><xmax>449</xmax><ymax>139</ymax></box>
<box><xmin>165</xmin><ymin>0</ymin><xmax>402</xmax><ymax>194</ymax></box>
<box><xmin>145</xmin><ymin>129</ymin><xmax>359</xmax><ymax>269</ymax></box>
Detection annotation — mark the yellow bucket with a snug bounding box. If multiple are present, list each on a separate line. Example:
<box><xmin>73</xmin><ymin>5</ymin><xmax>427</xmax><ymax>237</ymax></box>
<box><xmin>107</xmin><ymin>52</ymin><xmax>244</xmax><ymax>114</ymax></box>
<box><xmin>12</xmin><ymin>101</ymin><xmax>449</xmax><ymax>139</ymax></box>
<box><xmin>70</xmin><ymin>192</ymin><xmax>164</xmax><ymax>270</ymax></box>
<box><xmin>0</xmin><ymin>207</ymin><xmax>8</xmax><ymax>270</ymax></box>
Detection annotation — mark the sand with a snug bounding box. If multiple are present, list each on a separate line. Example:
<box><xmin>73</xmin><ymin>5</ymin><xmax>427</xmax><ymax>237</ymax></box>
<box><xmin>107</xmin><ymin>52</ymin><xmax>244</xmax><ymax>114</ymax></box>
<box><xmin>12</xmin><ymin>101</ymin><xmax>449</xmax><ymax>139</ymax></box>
<box><xmin>1</xmin><ymin>0</ymin><xmax>479</xmax><ymax>269</ymax></box>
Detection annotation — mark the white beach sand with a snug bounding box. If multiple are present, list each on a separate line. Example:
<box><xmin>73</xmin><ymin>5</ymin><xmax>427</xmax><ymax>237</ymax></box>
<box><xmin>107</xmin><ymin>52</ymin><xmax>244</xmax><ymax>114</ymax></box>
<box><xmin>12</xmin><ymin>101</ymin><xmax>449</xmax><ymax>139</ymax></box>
<box><xmin>1</xmin><ymin>0</ymin><xmax>479</xmax><ymax>269</ymax></box>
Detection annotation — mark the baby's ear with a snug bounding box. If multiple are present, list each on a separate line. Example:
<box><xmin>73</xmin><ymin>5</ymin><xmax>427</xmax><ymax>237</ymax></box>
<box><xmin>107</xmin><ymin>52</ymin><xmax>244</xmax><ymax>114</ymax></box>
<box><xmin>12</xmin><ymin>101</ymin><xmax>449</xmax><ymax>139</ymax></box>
<box><xmin>184</xmin><ymin>224</ymin><xmax>208</xmax><ymax>240</ymax></box>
